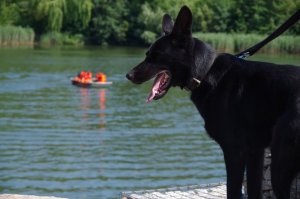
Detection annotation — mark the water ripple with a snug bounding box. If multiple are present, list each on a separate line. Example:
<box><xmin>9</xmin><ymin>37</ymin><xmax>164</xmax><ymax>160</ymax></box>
<box><xmin>0</xmin><ymin>47</ymin><xmax>228</xmax><ymax>199</ymax></box>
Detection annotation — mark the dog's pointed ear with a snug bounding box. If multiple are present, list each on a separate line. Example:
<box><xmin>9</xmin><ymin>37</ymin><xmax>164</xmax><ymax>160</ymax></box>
<box><xmin>162</xmin><ymin>14</ymin><xmax>173</xmax><ymax>35</ymax></box>
<box><xmin>172</xmin><ymin>6</ymin><xmax>192</xmax><ymax>39</ymax></box>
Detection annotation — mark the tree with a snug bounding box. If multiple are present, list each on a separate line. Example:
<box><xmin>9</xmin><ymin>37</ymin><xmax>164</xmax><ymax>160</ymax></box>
<box><xmin>33</xmin><ymin>0</ymin><xmax>66</xmax><ymax>32</ymax></box>
<box><xmin>227</xmin><ymin>0</ymin><xmax>300</xmax><ymax>34</ymax></box>
<box><xmin>206</xmin><ymin>0</ymin><xmax>231</xmax><ymax>32</ymax></box>
<box><xmin>27</xmin><ymin>0</ymin><xmax>92</xmax><ymax>34</ymax></box>
<box><xmin>0</xmin><ymin>0</ymin><xmax>20</xmax><ymax>25</ymax></box>
<box><xmin>1</xmin><ymin>0</ymin><xmax>299</xmax><ymax>45</ymax></box>
<box><xmin>87</xmin><ymin>0</ymin><xmax>129</xmax><ymax>45</ymax></box>
<box><xmin>269</xmin><ymin>0</ymin><xmax>300</xmax><ymax>35</ymax></box>
<box><xmin>63</xmin><ymin>0</ymin><xmax>93</xmax><ymax>33</ymax></box>
<box><xmin>135</xmin><ymin>0</ymin><xmax>205</xmax><ymax>44</ymax></box>
<box><xmin>136</xmin><ymin>2</ymin><xmax>164</xmax><ymax>44</ymax></box>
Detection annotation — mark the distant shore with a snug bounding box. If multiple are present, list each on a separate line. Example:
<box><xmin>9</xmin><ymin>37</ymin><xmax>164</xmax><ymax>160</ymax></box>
<box><xmin>1</xmin><ymin>25</ymin><xmax>299</xmax><ymax>54</ymax></box>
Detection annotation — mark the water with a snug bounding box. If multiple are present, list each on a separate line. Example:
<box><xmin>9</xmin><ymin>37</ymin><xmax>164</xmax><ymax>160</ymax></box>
<box><xmin>0</xmin><ymin>47</ymin><xmax>299</xmax><ymax>199</ymax></box>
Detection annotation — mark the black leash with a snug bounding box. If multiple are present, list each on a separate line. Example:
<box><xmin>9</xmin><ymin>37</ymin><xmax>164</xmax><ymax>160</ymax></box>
<box><xmin>236</xmin><ymin>9</ymin><xmax>300</xmax><ymax>59</ymax></box>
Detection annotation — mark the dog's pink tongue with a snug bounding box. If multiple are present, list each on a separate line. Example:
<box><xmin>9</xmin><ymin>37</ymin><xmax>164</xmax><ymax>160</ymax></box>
<box><xmin>146</xmin><ymin>74</ymin><xmax>163</xmax><ymax>103</ymax></box>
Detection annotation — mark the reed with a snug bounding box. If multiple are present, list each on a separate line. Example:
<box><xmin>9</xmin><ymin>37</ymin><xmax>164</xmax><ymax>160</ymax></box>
<box><xmin>194</xmin><ymin>32</ymin><xmax>300</xmax><ymax>54</ymax></box>
<box><xmin>195</xmin><ymin>33</ymin><xmax>234</xmax><ymax>52</ymax></box>
<box><xmin>39</xmin><ymin>32</ymin><xmax>84</xmax><ymax>46</ymax></box>
<box><xmin>0</xmin><ymin>25</ymin><xmax>34</xmax><ymax>46</ymax></box>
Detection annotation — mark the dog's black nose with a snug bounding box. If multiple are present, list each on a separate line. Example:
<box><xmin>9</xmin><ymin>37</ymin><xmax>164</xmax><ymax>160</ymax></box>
<box><xmin>126</xmin><ymin>72</ymin><xmax>134</xmax><ymax>81</ymax></box>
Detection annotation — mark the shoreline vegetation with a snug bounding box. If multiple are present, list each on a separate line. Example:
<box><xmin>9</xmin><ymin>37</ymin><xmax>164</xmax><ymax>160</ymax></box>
<box><xmin>0</xmin><ymin>26</ymin><xmax>34</xmax><ymax>47</ymax></box>
<box><xmin>0</xmin><ymin>0</ymin><xmax>299</xmax><ymax>54</ymax></box>
<box><xmin>194</xmin><ymin>33</ymin><xmax>300</xmax><ymax>54</ymax></box>
<box><xmin>1</xmin><ymin>25</ymin><xmax>299</xmax><ymax>54</ymax></box>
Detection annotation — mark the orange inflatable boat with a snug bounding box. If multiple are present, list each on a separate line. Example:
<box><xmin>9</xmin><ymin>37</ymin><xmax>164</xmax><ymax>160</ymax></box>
<box><xmin>71</xmin><ymin>71</ymin><xmax>112</xmax><ymax>88</ymax></box>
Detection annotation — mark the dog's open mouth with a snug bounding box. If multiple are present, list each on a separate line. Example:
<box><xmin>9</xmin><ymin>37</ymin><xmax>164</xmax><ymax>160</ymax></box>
<box><xmin>147</xmin><ymin>70</ymin><xmax>171</xmax><ymax>103</ymax></box>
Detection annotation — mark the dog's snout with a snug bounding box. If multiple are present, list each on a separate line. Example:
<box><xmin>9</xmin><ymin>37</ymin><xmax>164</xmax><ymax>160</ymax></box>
<box><xmin>126</xmin><ymin>71</ymin><xmax>134</xmax><ymax>81</ymax></box>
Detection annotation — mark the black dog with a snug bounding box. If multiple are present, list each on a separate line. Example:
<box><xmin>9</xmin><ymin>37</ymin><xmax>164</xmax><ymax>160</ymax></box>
<box><xmin>126</xmin><ymin>6</ymin><xmax>300</xmax><ymax>199</ymax></box>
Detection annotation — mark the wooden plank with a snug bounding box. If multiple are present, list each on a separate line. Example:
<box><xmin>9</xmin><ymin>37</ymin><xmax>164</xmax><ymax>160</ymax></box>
<box><xmin>121</xmin><ymin>183</ymin><xmax>227</xmax><ymax>199</ymax></box>
<box><xmin>0</xmin><ymin>195</ymin><xmax>67</xmax><ymax>199</ymax></box>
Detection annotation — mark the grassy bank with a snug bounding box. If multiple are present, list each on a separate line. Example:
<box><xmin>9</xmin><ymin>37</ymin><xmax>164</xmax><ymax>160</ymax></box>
<box><xmin>40</xmin><ymin>32</ymin><xmax>84</xmax><ymax>46</ymax></box>
<box><xmin>0</xmin><ymin>26</ymin><xmax>298</xmax><ymax>54</ymax></box>
<box><xmin>194</xmin><ymin>32</ymin><xmax>300</xmax><ymax>54</ymax></box>
<box><xmin>0</xmin><ymin>25</ymin><xmax>34</xmax><ymax>46</ymax></box>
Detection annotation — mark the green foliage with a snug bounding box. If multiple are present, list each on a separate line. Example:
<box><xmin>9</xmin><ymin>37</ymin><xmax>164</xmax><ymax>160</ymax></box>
<box><xmin>28</xmin><ymin>0</ymin><xmax>92</xmax><ymax>34</ymax></box>
<box><xmin>87</xmin><ymin>0</ymin><xmax>128</xmax><ymax>45</ymax></box>
<box><xmin>0</xmin><ymin>1</ymin><xmax>20</xmax><ymax>25</ymax></box>
<box><xmin>195</xmin><ymin>32</ymin><xmax>234</xmax><ymax>52</ymax></box>
<box><xmin>0</xmin><ymin>0</ymin><xmax>299</xmax><ymax>51</ymax></box>
<box><xmin>63</xmin><ymin>0</ymin><xmax>93</xmax><ymax>33</ymax></box>
<box><xmin>205</xmin><ymin>0</ymin><xmax>231</xmax><ymax>32</ymax></box>
<box><xmin>194</xmin><ymin>32</ymin><xmax>300</xmax><ymax>54</ymax></box>
<box><xmin>133</xmin><ymin>0</ymin><xmax>300</xmax><ymax>47</ymax></box>
<box><xmin>40</xmin><ymin>31</ymin><xmax>83</xmax><ymax>46</ymax></box>
<box><xmin>227</xmin><ymin>0</ymin><xmax>300</xmax><ymax>34</ymax></box>
<box><xmin>141</xmin><ymin>30</ymin><xmax>157</xmax><ymax>44</ymax></box>
<box><xmin>0</xmin><ymin>25</ymin><xmax>34</xmax><ymax>46</ymax></box>
<box><xmin>33</xmin><ymin>0</ymin><xmax>66</xmax><ymax>32</ymax></box>
<box><xmin>136</xmin><ymin>2</ymin><xmax>164</xmax><ymax>44</ymax></box>
<box><xmin>65</xmin><ymin>0</ymin><xmax>93</xmax><ymax>27</ymax></box>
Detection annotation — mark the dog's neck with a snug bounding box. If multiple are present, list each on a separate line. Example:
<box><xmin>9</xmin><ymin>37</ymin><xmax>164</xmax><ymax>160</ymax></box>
<box><xmin>184</xmin><ymin>39</ymin><xmax>217</xmax><ymax>91</ymax></box>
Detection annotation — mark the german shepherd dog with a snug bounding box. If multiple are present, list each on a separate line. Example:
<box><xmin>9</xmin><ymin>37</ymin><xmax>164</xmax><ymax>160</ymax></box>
<box><xmin>126</xmin><ymin>6</ymin><xmax>300</xmax><ymax>199</ymax></box>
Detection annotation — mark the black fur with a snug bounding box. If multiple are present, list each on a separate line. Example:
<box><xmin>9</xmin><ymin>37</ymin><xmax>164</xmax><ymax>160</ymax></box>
<box><xmin>126</xmin><ymin>6</ymin><xmax>300</xmax><ymax>199</ymax></box>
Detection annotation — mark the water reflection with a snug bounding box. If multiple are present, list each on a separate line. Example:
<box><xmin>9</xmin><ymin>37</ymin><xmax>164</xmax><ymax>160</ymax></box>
<box><xmin>79</xmin><ymin>88</ymin><xmax>107</xmax><ymax>130</ymax></box>
<box><xmin>80</xmin><ymin>88</ymin><xmax>91</xmax><ymax>121</ymax></box>
<box><xmin>80</xmin><ymin>88</ymin><xmax>91</xmax><ymax>109</ymax></box>
<box><xmin>98</xmin><ymin>89</ymin><xmax>106</xmax><ymax>130</ymax></box>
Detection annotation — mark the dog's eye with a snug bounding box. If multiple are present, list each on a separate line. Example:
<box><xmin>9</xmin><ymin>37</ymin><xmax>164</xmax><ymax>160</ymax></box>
<box><xmin>151</xmin><ymin>52</ymin><xmax>158</xmax><ymax>57</ymax></box>
<box><xmin>151</xmin><ymin>52</ymin><xmax>161</xmax><ymax>57</ymax></box>
<box><xmin>171</xmin><ymin>40</ymin><xmax>177</xmax><ymax>46</ymax></box>
<box><xmin>145</xmin><ymin>51</ymin><xmax>162</xmax><ymax>63</ymax></box>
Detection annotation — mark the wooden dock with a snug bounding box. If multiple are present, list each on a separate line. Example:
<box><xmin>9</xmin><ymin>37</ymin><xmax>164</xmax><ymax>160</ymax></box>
<box><xmin>121</xmin><ymin>183</ymin><xmax>227</xmax><ymax>199</ymax></box>
<box><xmin>121</xmin><ymin>149</ymin><xmax>300</xmax><ymax>199</ymax></box>
<box><xmin>0</xmin><ymin>195</ymin><xmax>67</xmax><ymax>199</ymax></box>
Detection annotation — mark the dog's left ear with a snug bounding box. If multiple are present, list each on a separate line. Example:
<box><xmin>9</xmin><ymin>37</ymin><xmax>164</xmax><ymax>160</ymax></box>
<box><xmin>162</xmin><ymin>14</ymin><xmax>173</xmax><ymax>35</ymax></box>
<box><xmin>172</xmin><ymin>6</ymin><xmax>192</xmax><ymax>40</ymax></box>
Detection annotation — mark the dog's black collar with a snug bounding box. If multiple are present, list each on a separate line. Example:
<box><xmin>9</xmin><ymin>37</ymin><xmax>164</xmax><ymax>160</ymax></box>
<box><xmin>184</xmin><ymin>78</ymin><xmax>201</xmax><ymax>91</ymax></box>
<box><xmin>183</xmin><ymin>41</ymin><xmax>216</xmax><ymax>92</ymax></box>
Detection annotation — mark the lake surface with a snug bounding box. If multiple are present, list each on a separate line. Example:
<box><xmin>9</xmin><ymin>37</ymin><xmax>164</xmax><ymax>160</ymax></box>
<box><xmin>0</xmin><ymin>47</ymin><xmax>299</xmax><ymax>199</ymax></box>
